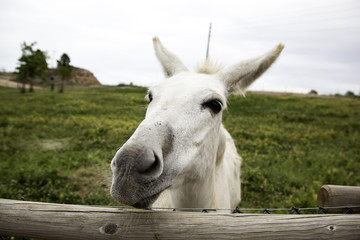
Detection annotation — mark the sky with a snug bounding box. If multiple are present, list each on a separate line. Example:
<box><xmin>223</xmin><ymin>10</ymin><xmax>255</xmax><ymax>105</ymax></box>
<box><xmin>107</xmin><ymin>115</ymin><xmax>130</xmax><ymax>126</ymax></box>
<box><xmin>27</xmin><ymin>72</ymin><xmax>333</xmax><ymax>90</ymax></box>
<box><xmin>1</xmin><ymin>0</ymin><xmax>359</xmax><ymax>95</ymax></box>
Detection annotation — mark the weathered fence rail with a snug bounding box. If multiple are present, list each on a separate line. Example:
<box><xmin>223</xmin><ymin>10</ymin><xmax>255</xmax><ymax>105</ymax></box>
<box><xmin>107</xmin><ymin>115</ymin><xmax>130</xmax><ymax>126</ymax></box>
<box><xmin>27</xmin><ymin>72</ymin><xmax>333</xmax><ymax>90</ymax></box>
<box><xmin>1</xmin><ymin>198</ymin><xmax>360</xmax><ymax>240</ymax></box>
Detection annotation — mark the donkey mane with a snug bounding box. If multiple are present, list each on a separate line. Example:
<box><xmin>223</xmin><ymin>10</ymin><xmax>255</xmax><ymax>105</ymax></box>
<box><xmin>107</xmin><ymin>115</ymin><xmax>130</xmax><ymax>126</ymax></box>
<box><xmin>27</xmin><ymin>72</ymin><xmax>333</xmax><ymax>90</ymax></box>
<box><xmin>196</xmin><ymin>59</ymin><xmax>224</xmax><ymax>74</ymax></box>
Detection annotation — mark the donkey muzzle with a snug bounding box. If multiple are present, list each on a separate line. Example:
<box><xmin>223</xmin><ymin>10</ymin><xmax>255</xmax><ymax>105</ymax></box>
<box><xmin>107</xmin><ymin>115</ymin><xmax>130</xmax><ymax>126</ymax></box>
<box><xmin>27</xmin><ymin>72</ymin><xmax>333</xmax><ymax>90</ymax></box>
<box><xmin>110</xmin><ymin>121</ymin><xmax>174</xmax><ymax>208</ymax></box>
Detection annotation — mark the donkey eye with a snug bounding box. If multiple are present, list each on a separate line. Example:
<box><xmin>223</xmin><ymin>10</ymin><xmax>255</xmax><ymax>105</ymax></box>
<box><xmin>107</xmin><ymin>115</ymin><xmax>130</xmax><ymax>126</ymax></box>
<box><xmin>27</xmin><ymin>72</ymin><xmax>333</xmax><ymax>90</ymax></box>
<box><xmin>148</xmin><ymin>92</ymin><xmax>153</xmax><ymax>102</ymax></box>
<box><xmin>202</xmin><ymin>99</ymin><xmax>223</xmax><ymax>114</ymax></box>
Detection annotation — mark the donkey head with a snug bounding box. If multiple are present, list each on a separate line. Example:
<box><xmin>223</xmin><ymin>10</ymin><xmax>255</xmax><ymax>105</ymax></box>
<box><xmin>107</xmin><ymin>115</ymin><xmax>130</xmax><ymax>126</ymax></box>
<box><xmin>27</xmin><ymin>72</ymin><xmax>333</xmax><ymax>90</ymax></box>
<box><xmin>110</xmin><ymin>37</ymin><xmax>284</xmax><ymax>208</ymax></box>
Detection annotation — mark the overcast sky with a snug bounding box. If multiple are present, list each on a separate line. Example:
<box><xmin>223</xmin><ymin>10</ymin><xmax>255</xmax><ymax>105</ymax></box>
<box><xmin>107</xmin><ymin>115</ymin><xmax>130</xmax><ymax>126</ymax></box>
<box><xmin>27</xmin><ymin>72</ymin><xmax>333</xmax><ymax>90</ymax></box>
<box><xmin>1</xmin><ymin>0</ymin><xmax>359</xmax><ymax>94</ymax></box>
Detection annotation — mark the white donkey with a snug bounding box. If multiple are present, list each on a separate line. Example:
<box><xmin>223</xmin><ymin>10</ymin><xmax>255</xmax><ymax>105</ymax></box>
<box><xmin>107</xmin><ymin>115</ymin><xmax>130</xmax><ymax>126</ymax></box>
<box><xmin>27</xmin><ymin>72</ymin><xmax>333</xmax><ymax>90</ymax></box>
<box><xmin>111</xmin><ymin>37</ymin><xmax>284</xmax><ymax>210</ymax></box>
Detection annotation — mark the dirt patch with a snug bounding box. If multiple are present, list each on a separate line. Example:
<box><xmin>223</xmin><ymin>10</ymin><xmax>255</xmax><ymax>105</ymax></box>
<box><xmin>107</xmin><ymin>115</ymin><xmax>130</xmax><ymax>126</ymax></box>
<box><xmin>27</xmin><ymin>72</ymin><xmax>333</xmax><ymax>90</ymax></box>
<box><xmin>0</xmin><ymin>77</ymin><xmax>42</xmax><ymax>89</ymax></box>
<box><xmin>37</xmin><ymin>139</ymin><xmax>67</xmax><ymax>151</ymax></box>
<box><xmin>0</xmin><ymin>78</ymin><xmax>20</xmax><ymax>88</ymax></box>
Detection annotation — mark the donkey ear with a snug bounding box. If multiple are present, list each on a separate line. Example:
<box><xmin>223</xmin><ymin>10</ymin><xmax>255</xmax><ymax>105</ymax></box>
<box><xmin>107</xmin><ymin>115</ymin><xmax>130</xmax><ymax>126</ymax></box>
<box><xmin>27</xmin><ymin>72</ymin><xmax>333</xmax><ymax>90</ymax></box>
<box><xmin>153</xmin><ymin>37</ymin><xmax>188</xmax><ymax>78</ymax></box>
<box><xmin>218</xmin><ymin>44</ymin><xmax>284</xmax><ymax>95</ymax></box>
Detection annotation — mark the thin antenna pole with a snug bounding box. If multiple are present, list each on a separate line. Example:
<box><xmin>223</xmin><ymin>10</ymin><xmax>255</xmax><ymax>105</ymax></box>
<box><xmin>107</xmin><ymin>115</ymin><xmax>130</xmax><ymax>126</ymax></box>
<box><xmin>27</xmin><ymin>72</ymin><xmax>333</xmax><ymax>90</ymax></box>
<box><xmin>206</xmin><ymin>23</ymin><xmax>212</xmax><ymax>60</ymax></box>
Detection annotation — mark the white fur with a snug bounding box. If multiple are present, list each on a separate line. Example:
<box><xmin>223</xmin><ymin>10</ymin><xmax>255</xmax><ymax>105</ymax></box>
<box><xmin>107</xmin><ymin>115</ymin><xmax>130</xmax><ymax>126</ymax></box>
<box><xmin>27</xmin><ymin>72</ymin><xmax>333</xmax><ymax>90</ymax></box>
<box><xmin>110</xmin><ymin>37</ymin><xmax>284</xmax><ymax>211</ymax></box>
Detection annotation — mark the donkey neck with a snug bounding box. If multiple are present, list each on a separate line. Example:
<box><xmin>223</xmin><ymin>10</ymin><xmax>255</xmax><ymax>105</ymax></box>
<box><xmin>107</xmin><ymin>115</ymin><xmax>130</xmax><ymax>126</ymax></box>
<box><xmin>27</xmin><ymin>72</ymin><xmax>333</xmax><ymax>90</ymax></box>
<box><xmin>169</xmin><ymin>125</ymin><xmax>227</xmax><ymax>209</ymax></box>
<box><xmin>170</xmin><ymin>169</ymin><xmax>216</xmax><ymax>209</ymax></box>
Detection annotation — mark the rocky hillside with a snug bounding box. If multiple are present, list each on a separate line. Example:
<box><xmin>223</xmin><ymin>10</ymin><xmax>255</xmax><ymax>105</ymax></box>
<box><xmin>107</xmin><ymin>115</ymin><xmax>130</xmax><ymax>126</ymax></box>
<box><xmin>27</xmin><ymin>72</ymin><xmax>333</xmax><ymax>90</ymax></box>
<box><xmin>69</xmin><ymin>67</ymin><xmax>101</xmax><ymax>85</ymax></box>
<box><xmin>47</xmin><ymin>67</ymin><xmax>101</xmax><ymax>85</ymax></box>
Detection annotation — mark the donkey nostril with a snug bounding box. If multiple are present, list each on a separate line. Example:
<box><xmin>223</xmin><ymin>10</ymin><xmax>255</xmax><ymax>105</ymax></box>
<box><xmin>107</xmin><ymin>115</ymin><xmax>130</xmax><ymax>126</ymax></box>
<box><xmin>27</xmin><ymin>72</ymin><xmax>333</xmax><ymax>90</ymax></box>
<box><xmin>138</xmin><ymin>153</ymin><xmax>161</xmax><ymax>175</ymax></box>
<box><xmin>148</xmin><ymin>154</ymin><xmax>161</xmax><ymax>174</ymax></box>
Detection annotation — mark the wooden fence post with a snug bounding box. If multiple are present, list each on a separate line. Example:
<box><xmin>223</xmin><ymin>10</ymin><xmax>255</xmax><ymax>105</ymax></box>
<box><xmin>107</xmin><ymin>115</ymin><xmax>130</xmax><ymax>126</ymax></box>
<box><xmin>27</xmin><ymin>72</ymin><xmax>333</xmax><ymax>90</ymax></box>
<box><xmin>318</xmin><ymin>185</ymin><xmax>360</xmax><ymax>213</ymax></box>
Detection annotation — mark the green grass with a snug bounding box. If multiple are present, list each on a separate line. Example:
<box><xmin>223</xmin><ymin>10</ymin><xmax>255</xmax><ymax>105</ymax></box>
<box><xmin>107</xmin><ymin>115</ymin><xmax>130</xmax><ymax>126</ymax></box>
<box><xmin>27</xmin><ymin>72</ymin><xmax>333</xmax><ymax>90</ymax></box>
<box><xmin>224</xmin><ymin>94</ymin><xmax>360</xmax><ymax>208</ymax></box>
<box><xmin>0</xmin><ymin>86</ymin><xmax>359</xmax><ymax>209</ymax></box>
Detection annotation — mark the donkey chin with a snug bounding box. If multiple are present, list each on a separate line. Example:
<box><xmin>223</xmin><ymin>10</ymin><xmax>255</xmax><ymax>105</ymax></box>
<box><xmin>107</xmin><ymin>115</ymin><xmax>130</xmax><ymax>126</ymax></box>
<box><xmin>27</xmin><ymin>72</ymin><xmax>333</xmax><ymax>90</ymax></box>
<box><xmin>110</xmin><ymin>141</ymin><xmax>174</xmax><ymax>209</ymax></box>
<box><xmin>110</xmin><ymin>183</ymin><xmax>165</xmax><ymax>209</ymax></box>
<box><xmin>110</xmin><ymin>176</ymin><xmax>171</xmax><ymax>209</ymax></box>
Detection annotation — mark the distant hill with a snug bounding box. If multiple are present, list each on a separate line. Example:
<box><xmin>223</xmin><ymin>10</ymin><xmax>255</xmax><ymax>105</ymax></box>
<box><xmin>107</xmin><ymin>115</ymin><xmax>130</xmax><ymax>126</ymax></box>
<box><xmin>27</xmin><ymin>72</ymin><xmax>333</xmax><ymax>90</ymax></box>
<box><xmin>0</xmin><ymin>67</ymin><xmax>101</xmax><ymax>87</ymax></box>
<box><xmin>46</xmin><ymin>67</ymin><xmax>101</xmax><ymax>85</ymax></box>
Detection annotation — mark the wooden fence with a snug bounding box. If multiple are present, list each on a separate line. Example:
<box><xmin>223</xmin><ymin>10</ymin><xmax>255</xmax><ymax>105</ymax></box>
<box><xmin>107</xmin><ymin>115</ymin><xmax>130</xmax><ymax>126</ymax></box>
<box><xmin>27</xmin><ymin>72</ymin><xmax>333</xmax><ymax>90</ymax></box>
<box><xmin>1</xmin><ymin>185</ymin><xmax>360</xmax><ymax>239</ymax></box>
<box><xmin>1</xmin><ymin>198</ymin><xmax>360</xmax><ymax>239</ymax></box>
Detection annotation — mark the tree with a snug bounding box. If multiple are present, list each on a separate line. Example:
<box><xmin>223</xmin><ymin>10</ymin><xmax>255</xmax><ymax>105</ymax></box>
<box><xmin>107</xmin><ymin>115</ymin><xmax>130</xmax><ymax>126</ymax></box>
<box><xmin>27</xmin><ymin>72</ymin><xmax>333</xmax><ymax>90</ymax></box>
<box><xmin>345</xmin><ymin>91</ymin><xmax>355</xmax><ymax>98</ymax></box>
<box><xmin>308</xmin><ymin>89</ymin><xmax>318</xmax><ymax>95</ymax></box>
<box><xmin>57</xmin><ymin>53</ymin><xmax>72</xmax><ymax>93</ymax></box>
<box><xmin>15</xmin><ymin>42</ymin><xmax>48</xmax><ymax>93</ymax></box>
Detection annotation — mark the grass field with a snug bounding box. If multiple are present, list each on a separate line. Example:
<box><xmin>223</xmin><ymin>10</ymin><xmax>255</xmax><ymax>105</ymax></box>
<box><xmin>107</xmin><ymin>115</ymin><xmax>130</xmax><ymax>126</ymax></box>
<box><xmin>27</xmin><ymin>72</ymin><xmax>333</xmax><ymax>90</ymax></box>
<box><xmin>0</xmin><ymin>86</ymin><xmax>359</xmax><ymax>209</ymax></box>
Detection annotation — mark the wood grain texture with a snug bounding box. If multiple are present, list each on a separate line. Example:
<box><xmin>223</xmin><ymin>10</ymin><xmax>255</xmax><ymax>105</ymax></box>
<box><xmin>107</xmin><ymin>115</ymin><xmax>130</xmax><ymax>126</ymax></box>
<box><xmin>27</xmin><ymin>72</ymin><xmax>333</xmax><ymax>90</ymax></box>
<box><xmin>318</xmin><ymin>185</ymin><xmax>360</xmax><ymax>213</ymax></box>
<box><xmin>1</xmin><ymin>198</ymin><xmax>360</xmax><ymax>240</ymax></box>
